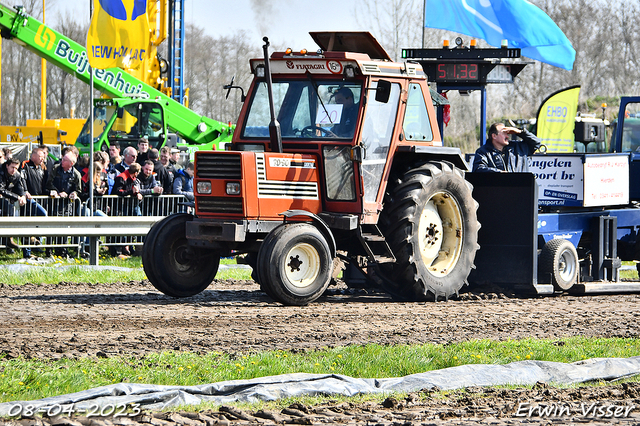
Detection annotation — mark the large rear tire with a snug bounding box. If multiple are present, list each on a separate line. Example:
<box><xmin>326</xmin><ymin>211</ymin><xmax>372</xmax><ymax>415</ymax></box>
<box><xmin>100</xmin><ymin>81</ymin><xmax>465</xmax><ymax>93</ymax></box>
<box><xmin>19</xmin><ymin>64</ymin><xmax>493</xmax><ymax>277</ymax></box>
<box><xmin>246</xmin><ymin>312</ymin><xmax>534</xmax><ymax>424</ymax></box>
<box><xmin>144</xmin><ymin>214</ymin><xmax>220</xmax><ymax>297</ymax></box>
<box><xmin>258</xmin><ymin>223</ymin><xmax>332</xmax><ymax>306</ymax></box>
<box><xmin>539</xmin><ymin>239</ymin><xmax>578</xmax><ymax>291</ymax></box>
<box><xmin>378</xmin><ymin>161</ymin><xmax>479</xmax><ymax>301</ymax></box>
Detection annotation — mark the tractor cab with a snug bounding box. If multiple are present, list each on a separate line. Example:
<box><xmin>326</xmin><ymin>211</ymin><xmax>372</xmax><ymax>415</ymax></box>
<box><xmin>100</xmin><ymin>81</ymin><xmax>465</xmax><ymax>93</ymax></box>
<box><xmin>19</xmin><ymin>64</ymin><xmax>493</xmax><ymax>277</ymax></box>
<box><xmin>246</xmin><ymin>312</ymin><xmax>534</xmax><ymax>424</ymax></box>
<box><xmin>225</xmin><ymin>32</ymin><xmax>435</xmax><ymax>218</ymax></box>
<box><xmin>75</xmin><ymin>98</ymin><xmax>168</xmax><ymax>154</ymax></box>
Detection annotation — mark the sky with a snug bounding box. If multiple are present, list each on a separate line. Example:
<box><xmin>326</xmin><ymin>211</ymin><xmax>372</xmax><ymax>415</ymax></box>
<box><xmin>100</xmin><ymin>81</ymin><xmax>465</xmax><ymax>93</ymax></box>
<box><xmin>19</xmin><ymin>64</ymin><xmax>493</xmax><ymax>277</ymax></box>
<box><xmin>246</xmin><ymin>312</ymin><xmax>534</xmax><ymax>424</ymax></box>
<box><xmin>52</xmin><ymin>0</ymin><xmax>367</xmax><ymax>51</ymax></box>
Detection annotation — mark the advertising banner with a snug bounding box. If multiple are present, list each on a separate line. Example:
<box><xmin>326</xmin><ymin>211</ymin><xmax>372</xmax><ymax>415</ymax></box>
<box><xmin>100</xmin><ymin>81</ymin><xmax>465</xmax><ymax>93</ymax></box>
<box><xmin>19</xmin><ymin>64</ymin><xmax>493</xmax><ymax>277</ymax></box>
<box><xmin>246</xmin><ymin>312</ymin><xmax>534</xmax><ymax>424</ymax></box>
<box><xmin>583</xmin><ymin>155</ymin><xmax>629</xmax><ymax>207</ymax></box>
<box><xmin>86</xmin><ymin>0</ymin><xmax>150</xmax><ymax>69</ymax></box>
<box><xmin>530</xmin><ymin>155</ymin><xmax>583</xmax><ymax>207</ymax></box>
<box><xmin>530</xmin><ymin>153</ymin><xmax>630</xmax><ymax>207</ymax></box>
<box><xmin>536</xmin><ymin>86</ymin><xmax>580</xmax><ymax>153</ymax></box>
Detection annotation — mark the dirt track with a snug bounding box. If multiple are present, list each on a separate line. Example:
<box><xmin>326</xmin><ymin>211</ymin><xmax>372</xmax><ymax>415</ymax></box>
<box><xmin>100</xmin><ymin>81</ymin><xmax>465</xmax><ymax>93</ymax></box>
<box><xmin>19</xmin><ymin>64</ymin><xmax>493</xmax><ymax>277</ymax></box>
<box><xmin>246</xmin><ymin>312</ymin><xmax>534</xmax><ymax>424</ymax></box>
<box><xmin>2</xmin><ymin>279</ymin><xmax>640</xmax><ymax>425</ymax></box>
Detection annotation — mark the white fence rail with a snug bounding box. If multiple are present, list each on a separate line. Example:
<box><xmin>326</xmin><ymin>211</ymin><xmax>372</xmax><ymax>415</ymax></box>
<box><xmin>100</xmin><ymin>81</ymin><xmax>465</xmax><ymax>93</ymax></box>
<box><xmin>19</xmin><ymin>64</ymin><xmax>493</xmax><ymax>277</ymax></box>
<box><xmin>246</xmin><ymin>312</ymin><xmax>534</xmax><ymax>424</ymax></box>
<box><xmin>0</xmin><ymin>195</ymin><xmax>188</xmax><ymax>263</ymax></box>
<box><xmin>0</xmin><ymin>216</ymin><xmax>164</xmax><ymax>264</ymax></box>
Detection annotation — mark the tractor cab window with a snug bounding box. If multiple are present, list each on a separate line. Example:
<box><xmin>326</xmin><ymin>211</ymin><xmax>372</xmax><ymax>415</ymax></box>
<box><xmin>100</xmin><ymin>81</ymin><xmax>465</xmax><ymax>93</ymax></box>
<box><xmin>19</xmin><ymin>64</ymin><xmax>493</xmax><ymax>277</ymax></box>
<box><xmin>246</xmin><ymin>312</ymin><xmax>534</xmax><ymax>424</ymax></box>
<box><xmin>361</xmin><ymin>81</ymin><xmax>401</xmax><ymax>203</ymax></box>
<box><xmin>76</xmin><ymin>105</ymin><xmax>116</xmax><ymax>149</ymax></box>
<box><xmin>403</xmin><ymin>83</ymin><xmax>433</xmax><ymax>142</ymax></box>
<box><xmin>242</xmin><ymin>80</ymin><xmax>362</xmax><ymax>140</ymax></box>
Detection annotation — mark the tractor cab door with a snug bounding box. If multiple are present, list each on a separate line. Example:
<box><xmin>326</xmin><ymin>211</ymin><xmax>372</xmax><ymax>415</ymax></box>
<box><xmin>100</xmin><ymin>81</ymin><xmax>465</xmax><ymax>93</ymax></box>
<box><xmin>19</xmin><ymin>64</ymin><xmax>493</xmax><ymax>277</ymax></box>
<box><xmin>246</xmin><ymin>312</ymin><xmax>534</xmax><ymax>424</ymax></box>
<box><xmin>613</xmin><ymin>97</ymin><xmax>640</xmax><ymax>201</ymax></box>
<box><xmin>359</xmin><ymin>80</ymin><xmax>401</xmax><ymax>223</ymax></box>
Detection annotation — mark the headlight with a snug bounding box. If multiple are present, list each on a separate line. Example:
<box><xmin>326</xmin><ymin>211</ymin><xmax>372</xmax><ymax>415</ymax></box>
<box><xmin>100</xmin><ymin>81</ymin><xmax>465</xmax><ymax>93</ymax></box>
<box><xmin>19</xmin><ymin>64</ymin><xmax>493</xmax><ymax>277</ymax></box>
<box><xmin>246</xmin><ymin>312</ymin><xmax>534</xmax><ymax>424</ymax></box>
<box><xmin>226</xmin><ymin>182</ymin><xmax>241</xmax><ymax>195</ymax></box>
<box><xmin>196</xmin><ymin>181</ymin><xmax>211</xmax><ymax>194</ymax></box>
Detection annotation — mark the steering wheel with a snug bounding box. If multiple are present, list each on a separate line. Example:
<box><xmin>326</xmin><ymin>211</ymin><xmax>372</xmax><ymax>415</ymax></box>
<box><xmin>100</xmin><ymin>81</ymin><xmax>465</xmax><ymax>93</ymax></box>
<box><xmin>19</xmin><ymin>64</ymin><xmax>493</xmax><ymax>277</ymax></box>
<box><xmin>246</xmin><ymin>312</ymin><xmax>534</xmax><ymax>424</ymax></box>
<box><xmin>300</xmin><ymin>125</ymin><xmax>337</xmax><ymax>138</ymax></box>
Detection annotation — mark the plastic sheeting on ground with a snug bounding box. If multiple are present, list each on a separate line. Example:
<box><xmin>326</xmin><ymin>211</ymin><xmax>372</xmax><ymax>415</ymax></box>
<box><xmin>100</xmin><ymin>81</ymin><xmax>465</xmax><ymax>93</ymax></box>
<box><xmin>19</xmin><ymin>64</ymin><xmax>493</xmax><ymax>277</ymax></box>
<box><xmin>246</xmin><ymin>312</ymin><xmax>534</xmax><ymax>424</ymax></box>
<box><xmin>1</xmin><ymin>356</ymin><xmax>640</xmax><ymax>415</ymax></box>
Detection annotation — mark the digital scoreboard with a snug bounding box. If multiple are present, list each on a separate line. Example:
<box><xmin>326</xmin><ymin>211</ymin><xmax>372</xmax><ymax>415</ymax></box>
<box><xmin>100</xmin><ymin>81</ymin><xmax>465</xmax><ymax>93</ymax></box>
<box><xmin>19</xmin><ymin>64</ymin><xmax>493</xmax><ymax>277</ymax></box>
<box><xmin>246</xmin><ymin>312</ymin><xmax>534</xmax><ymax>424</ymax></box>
<box><xmin>402</xmin><ymin>45</ymin><xmax>527</xmax><ymax>85</ymax></box>
<box><xmin>435</xmin><ymin>62</ymin><xmax>480</xmax><ymax>82</ymax></box>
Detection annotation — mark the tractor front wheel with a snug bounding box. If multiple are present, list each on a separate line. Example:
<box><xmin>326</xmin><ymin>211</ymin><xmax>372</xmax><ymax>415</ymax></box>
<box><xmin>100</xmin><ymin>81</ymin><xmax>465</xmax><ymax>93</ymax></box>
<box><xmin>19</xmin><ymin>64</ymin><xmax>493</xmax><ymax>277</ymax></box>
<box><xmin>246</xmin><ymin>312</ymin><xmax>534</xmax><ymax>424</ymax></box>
<box><xmin>258</xmin><ymin>223</ymin><xmax>333</xmax><ymax>306</ymax></box>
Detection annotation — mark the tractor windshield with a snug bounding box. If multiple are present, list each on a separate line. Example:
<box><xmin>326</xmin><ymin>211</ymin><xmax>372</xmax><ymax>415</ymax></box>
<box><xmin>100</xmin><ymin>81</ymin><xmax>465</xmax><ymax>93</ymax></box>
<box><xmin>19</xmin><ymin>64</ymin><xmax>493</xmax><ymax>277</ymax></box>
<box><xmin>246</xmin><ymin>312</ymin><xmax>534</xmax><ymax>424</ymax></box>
<box><xmin>76</xmin><ymin>102</ymin><xmax>165</xmax><ymax>152</ymax></box>
<box><xmin>107</xmin><ymin>103</ymin><xmax>165</xmax><ymax>150</ymax></box>
<box><xmin>75</xmin><ymin>105</ymin><xmax>116</xmax><ymax>149</ymax></box>
<box><xmin>242</xmin><ymin>80</ymin><xmax>362</xmax><ymax>140</ymax></box>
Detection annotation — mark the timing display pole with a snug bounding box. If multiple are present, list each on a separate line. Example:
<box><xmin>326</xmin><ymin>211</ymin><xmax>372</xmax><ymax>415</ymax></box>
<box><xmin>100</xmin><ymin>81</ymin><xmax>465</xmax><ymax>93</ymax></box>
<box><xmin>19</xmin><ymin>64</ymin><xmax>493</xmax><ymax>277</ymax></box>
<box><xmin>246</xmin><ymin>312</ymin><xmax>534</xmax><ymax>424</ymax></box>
<box><xmin>403</xmin><ymin>43</ymin><xmax>529</xmax><ymax>146</ymax></box>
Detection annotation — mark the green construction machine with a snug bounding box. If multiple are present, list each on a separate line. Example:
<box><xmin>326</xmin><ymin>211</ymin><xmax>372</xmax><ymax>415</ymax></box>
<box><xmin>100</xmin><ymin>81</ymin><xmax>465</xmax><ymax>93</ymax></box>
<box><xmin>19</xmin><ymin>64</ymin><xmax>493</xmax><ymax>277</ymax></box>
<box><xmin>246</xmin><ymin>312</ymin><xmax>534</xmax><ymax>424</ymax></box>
<box><xmin>0</xmin><ymin>2</ymin><xmax>233</xmax><ymax>155</ymax></box>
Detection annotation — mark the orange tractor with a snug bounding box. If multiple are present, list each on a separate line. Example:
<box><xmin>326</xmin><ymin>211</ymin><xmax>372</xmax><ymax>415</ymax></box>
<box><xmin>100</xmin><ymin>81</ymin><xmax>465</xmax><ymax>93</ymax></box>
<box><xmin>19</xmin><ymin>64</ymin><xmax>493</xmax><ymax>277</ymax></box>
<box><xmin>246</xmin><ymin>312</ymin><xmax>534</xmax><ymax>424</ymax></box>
<box><xmin>143</xmin><ymin>32</ymin><xmax>480</xmax><ymax>305</ymax></box>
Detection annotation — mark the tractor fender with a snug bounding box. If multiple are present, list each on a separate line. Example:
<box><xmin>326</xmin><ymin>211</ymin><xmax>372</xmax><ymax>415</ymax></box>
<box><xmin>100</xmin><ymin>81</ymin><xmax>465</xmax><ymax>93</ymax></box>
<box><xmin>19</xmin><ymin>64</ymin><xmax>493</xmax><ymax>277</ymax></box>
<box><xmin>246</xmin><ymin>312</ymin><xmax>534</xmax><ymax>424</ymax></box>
<box><xmin>279</xmin><ymin>210</ymin><xmax>337</xmax><ymax>258</ymax></box>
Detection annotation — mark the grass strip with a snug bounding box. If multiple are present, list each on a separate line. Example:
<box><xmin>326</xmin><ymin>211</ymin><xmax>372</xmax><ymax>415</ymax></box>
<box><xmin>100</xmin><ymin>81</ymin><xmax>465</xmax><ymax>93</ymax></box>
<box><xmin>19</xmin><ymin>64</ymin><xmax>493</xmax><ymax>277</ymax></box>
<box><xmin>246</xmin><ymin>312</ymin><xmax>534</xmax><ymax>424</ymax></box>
<box><xmin>0</xmin><ymin>253</ymin><xmax>636</xmax><ymax>284</ymax></box>
<box><xmin>1</xmin><ymin>337</ymin><xmax>639</xmax><ymax>403</ymax></box>
<box><xmin>0</xmin><ymin>255</ymin><xmax>251</xmax><ymax>285</ymax></box>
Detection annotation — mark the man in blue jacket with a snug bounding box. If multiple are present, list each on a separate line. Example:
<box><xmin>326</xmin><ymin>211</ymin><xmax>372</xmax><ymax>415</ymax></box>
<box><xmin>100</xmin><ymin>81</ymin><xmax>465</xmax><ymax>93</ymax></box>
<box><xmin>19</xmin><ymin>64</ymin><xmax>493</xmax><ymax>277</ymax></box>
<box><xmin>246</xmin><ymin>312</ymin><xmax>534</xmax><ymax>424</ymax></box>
<box><xmin>472</xmin><ymin>123</ymin><xmax>541</xmax><ymax>172</ymax></box>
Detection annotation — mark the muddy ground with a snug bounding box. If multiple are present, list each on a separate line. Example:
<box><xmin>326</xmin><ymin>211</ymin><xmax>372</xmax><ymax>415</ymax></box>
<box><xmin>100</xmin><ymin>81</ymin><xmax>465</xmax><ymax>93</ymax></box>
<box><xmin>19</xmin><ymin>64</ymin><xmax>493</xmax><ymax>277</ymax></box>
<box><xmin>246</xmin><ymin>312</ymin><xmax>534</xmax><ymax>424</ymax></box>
<box><xmin>2</xmin><ymin>279</ymin><xmax>640</xmax><ymax>425</ymax></box>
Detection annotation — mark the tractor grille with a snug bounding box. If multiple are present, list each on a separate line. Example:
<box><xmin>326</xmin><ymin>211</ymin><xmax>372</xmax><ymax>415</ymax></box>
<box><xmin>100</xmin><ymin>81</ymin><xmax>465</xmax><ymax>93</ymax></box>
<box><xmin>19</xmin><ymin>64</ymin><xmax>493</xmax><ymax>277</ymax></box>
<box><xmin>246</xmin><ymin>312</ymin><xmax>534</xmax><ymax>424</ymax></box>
<box><xmin>196</xmin><ymin>153</ymin><xmax>242</xmax><ymax>179</ymax></box>
<box><xmin>197</xmin><ymin>196</ymin><xmax>243</xmax><ymax>214</ymax></box>
<box><xmin>256</xmin><ymin>154</ymin><xmax>319</xmax><ymax>199</ymax></box>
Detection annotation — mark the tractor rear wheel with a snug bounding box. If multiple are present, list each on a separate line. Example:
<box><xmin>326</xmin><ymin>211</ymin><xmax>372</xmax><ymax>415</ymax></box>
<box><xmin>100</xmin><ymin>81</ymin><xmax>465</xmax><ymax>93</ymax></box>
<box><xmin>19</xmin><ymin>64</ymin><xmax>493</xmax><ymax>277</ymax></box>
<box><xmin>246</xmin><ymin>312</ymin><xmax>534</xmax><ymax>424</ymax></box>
<box><xmin>378</xmin><ymin>161</ymin><xmax>479</xmax><ymax>301</ymax></box>
<box><xmin>539</xmin><ymin>239</ymin><xmax>578</xmax><ymax>291</ymax></box>
<box><xmin>258</xmin><ymin>223</ymin><xmax>332</xmax><ymax>306</ymax></box>
<box><xmin>144</xmin><ymin>213</ymin><xmax>219</xmax><ymax>297</ymax></box>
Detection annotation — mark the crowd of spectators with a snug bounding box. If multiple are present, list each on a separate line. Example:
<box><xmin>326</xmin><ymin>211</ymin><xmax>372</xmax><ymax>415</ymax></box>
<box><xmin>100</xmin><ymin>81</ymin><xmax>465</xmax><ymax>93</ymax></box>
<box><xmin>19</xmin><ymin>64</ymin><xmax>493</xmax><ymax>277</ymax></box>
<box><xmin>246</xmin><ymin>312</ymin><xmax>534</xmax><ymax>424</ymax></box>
<box><xmin>0</xmin><ymin>140</ymin><xmax>193</xmax><ymax>259</ymax></box>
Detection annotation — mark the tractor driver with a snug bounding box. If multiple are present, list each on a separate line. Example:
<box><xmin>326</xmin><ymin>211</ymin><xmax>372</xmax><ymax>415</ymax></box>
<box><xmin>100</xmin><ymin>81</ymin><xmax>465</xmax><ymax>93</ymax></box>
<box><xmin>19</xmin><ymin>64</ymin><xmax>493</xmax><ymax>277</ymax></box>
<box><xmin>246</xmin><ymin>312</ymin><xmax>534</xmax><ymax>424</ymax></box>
<box><xmin>472</xmin><ymin>123</ymin><xmax>541</xmax><ymax>173</ymax></box>
<box><xmin>332</xmin><ymin>87</ymin><xmax>358</xmax><ymax>138</ymax></box>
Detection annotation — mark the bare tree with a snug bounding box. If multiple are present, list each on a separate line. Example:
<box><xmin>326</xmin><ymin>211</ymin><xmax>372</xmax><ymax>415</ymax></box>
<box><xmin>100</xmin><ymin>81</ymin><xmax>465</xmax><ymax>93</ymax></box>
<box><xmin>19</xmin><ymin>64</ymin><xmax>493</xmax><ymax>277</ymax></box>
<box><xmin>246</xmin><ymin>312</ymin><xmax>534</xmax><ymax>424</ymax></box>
<box><xmin>354</xmin><ymin>0</ymin><xmax>423</xmax><ymax>61</ymax></box>
<box><xmin>184</xmin><ymin>25</ymin><xmax>259</xmax><ymax>124</ymax></box>
<box><xmin>46</xmin><ymin>11</ymin><xmax>92</xmax><ymax>119</ymax></box>
<box><xmin>1</xmin><ymin>0</ymin><xmax>42</xmax><ymax>125</ymax></box>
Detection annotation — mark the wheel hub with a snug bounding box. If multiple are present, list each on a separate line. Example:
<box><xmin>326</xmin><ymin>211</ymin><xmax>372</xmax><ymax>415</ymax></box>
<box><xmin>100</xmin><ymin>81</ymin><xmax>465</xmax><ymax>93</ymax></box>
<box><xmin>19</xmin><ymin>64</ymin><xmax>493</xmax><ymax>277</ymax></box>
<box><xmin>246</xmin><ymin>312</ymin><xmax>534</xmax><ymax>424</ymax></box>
<box><xmin>171</xmin><ymin>243</ymin><xmax>199</xmax><ymax>273</ymax></box>
<box><xmin>288</xmin><ymin>255</ymin><xmax>303</xmax><ymax>272</ymax></box>
<box><xmin>425</xmin><ymin>223</ymin><xmax>440</xmax><ymax>247</ymax></box>
<box><xmin>175</xmin><ymin>246</ymin><xmax>193</xmax><ymax>264</ymax></box>
<box><xmin>558</xmin><ymin>252</ymin><xmax>575</xmax><ymax>282</ymax></box>
<box><xmin>284</xmin><ymin>243</ymin><xmax>321</xmax><ymax>288</ymax></box>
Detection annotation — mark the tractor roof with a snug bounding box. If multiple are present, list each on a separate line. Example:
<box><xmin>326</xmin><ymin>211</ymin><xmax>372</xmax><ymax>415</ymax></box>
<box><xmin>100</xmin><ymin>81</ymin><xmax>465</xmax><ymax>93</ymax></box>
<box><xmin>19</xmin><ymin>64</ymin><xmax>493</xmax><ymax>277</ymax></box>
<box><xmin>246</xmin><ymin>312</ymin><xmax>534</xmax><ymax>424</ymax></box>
<box><xmin>309</xmin><ymin>32</ymin><xmax>391</xmax><ymax>61</ymax></box>
<box><xmin>250</xmin><ymin>32</ymin><xmax>424</xmax><ymax>78</ymax></box>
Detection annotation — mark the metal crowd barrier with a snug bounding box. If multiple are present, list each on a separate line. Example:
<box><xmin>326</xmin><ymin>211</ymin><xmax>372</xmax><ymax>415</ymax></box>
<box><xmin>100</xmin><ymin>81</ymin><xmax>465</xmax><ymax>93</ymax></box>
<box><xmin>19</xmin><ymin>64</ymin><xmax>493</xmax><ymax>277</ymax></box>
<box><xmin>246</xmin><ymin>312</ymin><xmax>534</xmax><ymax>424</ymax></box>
<box><xmin>0</xmin><ymin>216</ymin><xmax>164</xmax><ymax>264</ymax></box>
<box><xmin>0</xmin><ymin>195</ymin><xmax>188</xmax><ymax>257</ymax></box>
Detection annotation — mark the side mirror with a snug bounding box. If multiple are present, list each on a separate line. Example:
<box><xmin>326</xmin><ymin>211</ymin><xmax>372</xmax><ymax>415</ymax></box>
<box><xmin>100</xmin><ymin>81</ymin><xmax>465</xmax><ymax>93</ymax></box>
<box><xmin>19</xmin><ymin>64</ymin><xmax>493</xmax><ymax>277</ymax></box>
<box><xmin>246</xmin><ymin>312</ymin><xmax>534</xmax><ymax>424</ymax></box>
<box><xmin>375</xmin><ymin>80</ymin><xmax>391</xmax><ymax>104</ymax></box>
<box><xmin>117</xmin><ymin>107</ymin><xmax>124</xmax><ymax>119</ymax></box>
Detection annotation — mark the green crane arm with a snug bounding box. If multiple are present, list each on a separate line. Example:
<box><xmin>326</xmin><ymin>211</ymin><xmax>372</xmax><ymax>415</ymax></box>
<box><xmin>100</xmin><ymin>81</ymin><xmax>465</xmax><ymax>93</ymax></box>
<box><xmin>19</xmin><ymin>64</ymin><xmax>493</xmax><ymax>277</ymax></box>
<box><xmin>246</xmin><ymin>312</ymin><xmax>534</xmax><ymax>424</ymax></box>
<box><xmin>0</xmin><ymin>2</ymin><xmax>232</xmax><ymax>145</ymax></box>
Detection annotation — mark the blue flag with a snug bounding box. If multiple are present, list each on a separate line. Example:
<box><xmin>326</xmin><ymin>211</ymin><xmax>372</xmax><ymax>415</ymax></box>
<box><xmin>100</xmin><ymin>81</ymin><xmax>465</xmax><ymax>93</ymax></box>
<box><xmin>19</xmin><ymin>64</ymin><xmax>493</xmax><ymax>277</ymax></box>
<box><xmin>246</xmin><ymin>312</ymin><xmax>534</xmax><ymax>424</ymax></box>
<box><xmin>425</xmin><ymin>0</ymin><xmax>575</xmax><ymax>70</ymax></box>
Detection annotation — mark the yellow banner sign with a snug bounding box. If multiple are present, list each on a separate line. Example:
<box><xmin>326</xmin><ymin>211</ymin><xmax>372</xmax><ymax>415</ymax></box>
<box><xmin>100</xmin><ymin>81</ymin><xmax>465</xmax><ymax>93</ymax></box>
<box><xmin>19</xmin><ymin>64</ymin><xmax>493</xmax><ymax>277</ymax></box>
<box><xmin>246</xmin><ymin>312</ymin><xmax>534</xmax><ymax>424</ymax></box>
<box><xmin>536</xmin><ymin>86</ymin><xmax>580</xmax><ymax>153</ymax></box>
<box><xmin>86</xmin><ymin>0</ymin><xmax>150</xmax><ymax>70</ymax></box>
